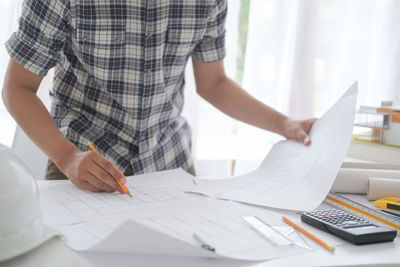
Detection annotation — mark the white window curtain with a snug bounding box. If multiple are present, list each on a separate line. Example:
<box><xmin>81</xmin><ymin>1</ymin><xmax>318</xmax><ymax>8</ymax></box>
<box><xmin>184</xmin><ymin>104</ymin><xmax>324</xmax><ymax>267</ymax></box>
<box><xmin>183</xmin><ymin>0</ymin><xmax>400</xmax><ymax>162</ymax></box>
<box><xmin>0</xmin><ymin>0</ymin><xmax>52</xmax><ymax>147</ymax></box>
<box><xmin>0</xmin><ymin>0</ymin><xmax>21</xmax><ymax>147</ymax></box>
<box><xmin>1</xmin><ymin>0</ymin><xmax>399</xmax><ymax>162</ymax></box>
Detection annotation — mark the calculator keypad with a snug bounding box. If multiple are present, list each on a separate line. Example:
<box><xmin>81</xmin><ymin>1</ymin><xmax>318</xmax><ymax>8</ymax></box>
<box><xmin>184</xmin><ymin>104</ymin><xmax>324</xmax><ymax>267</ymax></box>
<box><xmin>304</xmin><ymin>209</ymin><xmax>373</xmax><ymax>228</ymax></box>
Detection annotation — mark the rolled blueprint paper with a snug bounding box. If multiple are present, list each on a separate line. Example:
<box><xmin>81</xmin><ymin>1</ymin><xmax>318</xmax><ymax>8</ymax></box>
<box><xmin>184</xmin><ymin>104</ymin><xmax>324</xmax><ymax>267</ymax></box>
<box><xmin>330</xmin><ymin>168</ymin><xmax>400</xmax><ymax>194</ymax></box>
<box><xmin>341</xmin><ymin>162</ymin><xmax>400</xmax><ymax>170</ymax></box>
<box><xmin>367</xmin><ymin>177</ymin><xmax>400</xmax><ymax>201</ymax></box>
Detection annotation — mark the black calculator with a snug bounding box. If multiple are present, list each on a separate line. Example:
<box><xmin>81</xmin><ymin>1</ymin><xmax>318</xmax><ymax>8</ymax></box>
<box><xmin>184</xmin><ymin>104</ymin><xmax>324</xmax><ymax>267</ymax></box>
<box><xmin>301</xmin><ymin>209</ymin><xmax>397</xmax><ymax>245</ymax></box>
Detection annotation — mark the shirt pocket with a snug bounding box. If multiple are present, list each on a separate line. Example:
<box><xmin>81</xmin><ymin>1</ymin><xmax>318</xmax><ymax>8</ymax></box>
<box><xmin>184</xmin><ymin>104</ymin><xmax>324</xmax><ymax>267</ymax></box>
<box><xmin>163</xmin><ymin>28</ymin><xmax>203</xmax><ymax>86</ymax></box>
<box><xmin>73</xmin><ymin>27</ymin><xmax>127</xmax><ymax>80</ymax></box>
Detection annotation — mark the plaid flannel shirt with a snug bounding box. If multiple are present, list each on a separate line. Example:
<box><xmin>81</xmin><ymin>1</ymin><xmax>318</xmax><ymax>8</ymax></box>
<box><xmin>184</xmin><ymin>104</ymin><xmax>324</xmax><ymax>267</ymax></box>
<box><xmin>6</xmin><ymin>0</ymin><xmax>227</xmax><ymax>174</ymax></box>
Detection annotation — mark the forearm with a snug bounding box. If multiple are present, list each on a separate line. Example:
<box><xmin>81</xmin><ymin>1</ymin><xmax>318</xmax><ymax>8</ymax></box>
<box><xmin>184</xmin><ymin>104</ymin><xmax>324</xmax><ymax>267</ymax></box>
<box><xmin>2</xmin><ymin>86</ymin><xmax>79</xmax><ymax>165</ymax></box>
<box><xmin>2</xmin><ymin>60</ymin><xmax>125</xmax><ymax>191</ymax></box>
<box><xmin>198</xmin><ymin>77</ymin><xmax>288</xmax><ymax>136</ymax></box>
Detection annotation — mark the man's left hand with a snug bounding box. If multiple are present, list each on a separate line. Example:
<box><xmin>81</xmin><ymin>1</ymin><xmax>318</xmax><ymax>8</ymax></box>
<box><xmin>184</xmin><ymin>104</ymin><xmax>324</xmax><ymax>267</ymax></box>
<box><xmin>282</xmin><ymin>118</ymin><xmax>318</xmax><ymax>146</ymax></box>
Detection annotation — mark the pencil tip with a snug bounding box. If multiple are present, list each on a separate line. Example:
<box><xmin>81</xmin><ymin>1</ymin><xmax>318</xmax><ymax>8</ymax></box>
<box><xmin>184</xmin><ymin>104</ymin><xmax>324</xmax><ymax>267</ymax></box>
<box><xmin>127</xmin><ymin>191</ymin><xmax>133</xmax><ymax>198</ymax></box>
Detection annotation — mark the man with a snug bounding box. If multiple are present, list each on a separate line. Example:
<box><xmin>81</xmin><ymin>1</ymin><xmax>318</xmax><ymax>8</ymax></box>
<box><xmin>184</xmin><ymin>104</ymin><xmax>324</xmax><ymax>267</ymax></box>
<box><xmin>2</xmin><ymin>0</ymin><xmax>316</xmax><ymax>194</ymax></box>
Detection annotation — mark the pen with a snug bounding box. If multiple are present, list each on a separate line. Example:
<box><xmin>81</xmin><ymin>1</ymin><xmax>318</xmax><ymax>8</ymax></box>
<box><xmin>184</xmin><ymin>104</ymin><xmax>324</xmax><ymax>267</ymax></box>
<box><xmin>193</xmin><ymin>233</ymin><xmax>215</xmax><ymax>252</ymax></box>
<box><xmin>380</xmin><ymin>209</ymin><xmax>400</xmax><ymax>219</ymax></box>
<box><xmin>88</xmin><ymin>142</ymin><xmax>132</xmax><ymax>198</ymax></box>
<box><xmin>282</xmin><ymin>216</ymin><xmax>334</xmax><ymax>252</ymax></box>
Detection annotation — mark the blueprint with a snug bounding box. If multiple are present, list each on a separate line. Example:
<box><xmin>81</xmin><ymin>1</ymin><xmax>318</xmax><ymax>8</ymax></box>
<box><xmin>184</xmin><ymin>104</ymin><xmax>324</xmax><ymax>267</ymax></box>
<box><xmin>190</xmin><ymin>83</ymin><xmax>358</xmax><ymax>211</ymax></box>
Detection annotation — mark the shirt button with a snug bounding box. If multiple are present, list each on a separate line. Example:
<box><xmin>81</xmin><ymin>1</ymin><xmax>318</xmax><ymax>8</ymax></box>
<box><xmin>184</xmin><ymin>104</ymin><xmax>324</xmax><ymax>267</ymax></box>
<box><xmin>145</xmin><ymin>32</ymin><xmax>152</xmax><ymax>39</ymax></box>
<box><xmin>145</xmin><ymin>69</ymin><xmax>151</xmax><ymax>75</ymax></box>
<box><xmin>82</xmin><ymin>36</ymin><xmax>88</xmax><ymax>41</ymax></box>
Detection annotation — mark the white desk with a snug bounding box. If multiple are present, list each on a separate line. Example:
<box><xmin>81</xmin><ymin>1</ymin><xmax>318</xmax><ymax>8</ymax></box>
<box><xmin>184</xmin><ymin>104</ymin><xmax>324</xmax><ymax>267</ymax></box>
<box><xmin>1</xmin><ymin>230</ymin><xmax>400</xmax><ymax>267</ymax></box>
<box><xmin>3</xmin><ymin>158</ymin><xmax>400</xmax><ymax>267</ymax></box>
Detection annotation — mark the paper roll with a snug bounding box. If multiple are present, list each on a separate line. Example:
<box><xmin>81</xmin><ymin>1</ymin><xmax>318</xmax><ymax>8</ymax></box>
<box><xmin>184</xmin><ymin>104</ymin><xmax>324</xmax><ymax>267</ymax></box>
<box><xmin>331</xmin><ymin>168</ymin><xmax>400</xmax><ymax>194</ymax></box>
<box><xmin>367</xmin><ymin>177</ymin><xmax>400</xmax><ymax>201</ymax></box>
<box><xmin>341</xmin><ymin>162</ymin><xmax>400</xmax><ymax>170</ymax></box>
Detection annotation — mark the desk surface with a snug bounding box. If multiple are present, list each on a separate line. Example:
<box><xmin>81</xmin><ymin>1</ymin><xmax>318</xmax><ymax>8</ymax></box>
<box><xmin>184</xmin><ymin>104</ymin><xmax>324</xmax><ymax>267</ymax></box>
<box><xmin>2</xmin><ymin>233</ymin><xmax>400</xmax><ymax>267</ymax></box>
<box><xmin>3</xmin><ymin>158</ymin><xmax>399</xmax><ymax>267</ymax></box>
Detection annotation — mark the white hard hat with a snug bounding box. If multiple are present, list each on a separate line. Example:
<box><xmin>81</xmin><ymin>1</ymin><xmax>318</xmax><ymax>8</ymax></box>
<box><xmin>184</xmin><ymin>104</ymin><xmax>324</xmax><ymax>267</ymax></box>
<box><xmin>0</xmin><ymin>144</ymin><xmax>55</xmax><ymax>261</ymax></box>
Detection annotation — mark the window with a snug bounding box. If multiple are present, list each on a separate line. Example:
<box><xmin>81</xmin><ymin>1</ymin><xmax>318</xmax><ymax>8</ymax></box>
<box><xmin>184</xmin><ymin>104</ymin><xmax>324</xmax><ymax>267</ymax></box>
<box><xmin>2</xmin><ymin>0</ymin><xmax>399</xmax><ymax>159</ymax></box>
<box><xmin>186</xmin><ymin>0</ymin><xmax>400</xmax><ymax>161</ymax></box>
<box><xmin>0</xmin><ymin>0</ymin><xmax>20</xmax><ymax>147</ymax></box>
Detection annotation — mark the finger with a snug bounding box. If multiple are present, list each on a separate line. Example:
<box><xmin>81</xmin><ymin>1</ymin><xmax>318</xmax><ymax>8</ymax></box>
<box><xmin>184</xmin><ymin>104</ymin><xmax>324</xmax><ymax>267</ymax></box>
<box><xmin>88</xmin><ymin>162</ymin><xmax>123</xmax><ymax>193</ymax></box>
<box><xmin>74</xmin><ymin>179</ymin><xmax>103</xmax><ymax>193</ymax></box>
<box><xmin>81</xmin><ymin>181</ymin><xmax>104</xmax><ymax>193</ymax></box>
<box><xmin>83</xmin><ymin>171</ymin><xmax>116</xmax><ymax>192</ymax></box>
<box><xmin>296</xmin><ymin>129</ymin><xmax>310</xmax><ymax>146</ymax></box>
<box><xmin>303</xmin><ymin>118</ymin><xmax>318</xmax><ymax>133</ymax></box>
<box><xmin>93</xmin><ymin>153</ymin><xmax>126</xmax><ymax>184</ymax></box>
<box><xmin>301</xmin><ymin>118</ymin><xmax>317</xmax><ymax>146</ymax></box>
<box><xmin>303</xmin><ymin>136</ymin><xmax>311</xmax><ymax>146</ymax></box>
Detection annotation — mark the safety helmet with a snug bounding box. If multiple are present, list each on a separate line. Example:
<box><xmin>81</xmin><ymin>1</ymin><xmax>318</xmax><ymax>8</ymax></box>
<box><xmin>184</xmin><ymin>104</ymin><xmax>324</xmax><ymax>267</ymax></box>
<box><xmin>0</xmin><ymin>143</ymin><xmax>55</xmax><ymax>261</ymax></box>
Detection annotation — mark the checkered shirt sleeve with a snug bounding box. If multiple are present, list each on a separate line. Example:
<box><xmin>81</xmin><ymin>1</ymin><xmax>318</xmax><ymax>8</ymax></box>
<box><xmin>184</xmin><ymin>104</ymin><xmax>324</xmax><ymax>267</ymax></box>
<box><xmin>192</xmin><ymin>0</ymin><xmax>227</xmax><ymax>62</ymax></box>
<box><xmin>5</xmin><ymin>0</ymin><xmax>70</xmax><ymax>77</ymax></box>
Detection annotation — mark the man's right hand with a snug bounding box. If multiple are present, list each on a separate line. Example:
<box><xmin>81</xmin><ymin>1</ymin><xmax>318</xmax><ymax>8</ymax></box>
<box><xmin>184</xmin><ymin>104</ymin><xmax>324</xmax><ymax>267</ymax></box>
<box><xmin>57</xmin><ymin>150</ymin><xmax>127</xmax><ymax>193</ymax></box>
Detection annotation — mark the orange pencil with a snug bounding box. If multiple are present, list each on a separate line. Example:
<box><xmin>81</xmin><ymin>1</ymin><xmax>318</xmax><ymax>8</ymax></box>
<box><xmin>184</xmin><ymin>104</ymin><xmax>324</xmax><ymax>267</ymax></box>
<box><xmin>88</xmin><ymin>142</ymin><xmax>132</xmax><ymax>198</ymax></box>
<box><xmin>282</xmin><ymin>216</ymin><xmax>334</xmax><ymax>252</ymax></box>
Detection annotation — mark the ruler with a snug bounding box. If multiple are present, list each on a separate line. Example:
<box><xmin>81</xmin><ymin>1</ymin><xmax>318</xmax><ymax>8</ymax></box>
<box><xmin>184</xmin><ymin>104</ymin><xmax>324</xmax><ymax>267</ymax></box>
<box><xmin>325</xmin><ymin>192</ymin><xmax>400</xmax><ymax>232</ymax></box>
<box><xmin>242</xmin><ymin>216</ymin><xmax>293</xmax><ymax>246</ymax></box>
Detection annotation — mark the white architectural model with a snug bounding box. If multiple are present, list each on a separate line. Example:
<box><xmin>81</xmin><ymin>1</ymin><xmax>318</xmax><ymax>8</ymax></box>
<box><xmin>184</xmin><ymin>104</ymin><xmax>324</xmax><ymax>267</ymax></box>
<box><xmin>355</xmin><ymin>101</ymin><xmax>400</xmax><ymax>146</ymax></box>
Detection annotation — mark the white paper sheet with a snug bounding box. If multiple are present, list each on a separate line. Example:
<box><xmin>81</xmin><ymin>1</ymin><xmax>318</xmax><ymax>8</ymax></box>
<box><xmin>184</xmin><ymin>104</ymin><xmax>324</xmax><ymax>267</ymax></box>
<box><xmin>189</xmin><ymin>83</ymin><xmax>358</xmax><ymax>211</ymax></box>
<box><xmin>37</xmin><ymin>169</ymin><xmax>311</xmax><ymax>261</ymax></box>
